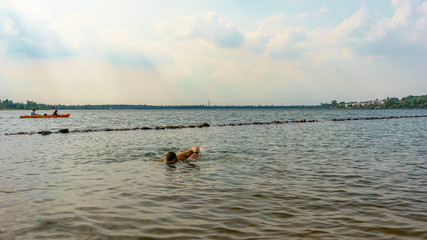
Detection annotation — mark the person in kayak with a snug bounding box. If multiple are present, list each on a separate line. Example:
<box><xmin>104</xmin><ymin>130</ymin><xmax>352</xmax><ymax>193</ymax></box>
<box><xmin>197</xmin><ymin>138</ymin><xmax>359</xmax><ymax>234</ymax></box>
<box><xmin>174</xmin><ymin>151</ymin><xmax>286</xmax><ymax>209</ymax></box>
<box><xmin>31</xmin><ymin>109</ymin><xmax>39</xmax><ymax>116</ymax></box>
<box><xmin>53</xmin><ymin>109</ymin><xmax>58</xmax><ymax>116</ymax></box>
<box><xmin>162</xmin><ymin>146</ymin><xmax>200</xmax><ymax>163</ymax></box>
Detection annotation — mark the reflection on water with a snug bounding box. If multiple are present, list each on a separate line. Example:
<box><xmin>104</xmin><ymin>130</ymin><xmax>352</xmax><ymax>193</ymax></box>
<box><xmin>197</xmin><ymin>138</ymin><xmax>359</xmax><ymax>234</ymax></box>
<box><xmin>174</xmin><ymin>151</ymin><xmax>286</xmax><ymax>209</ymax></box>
<box><xmin>0</xmin><ymin>109</ymin><xmax>426</xmax><ymax>239</ymax></box>
<box><xmin>166</xmin><ymin>162</ymin><xmax>200</xmax><ymax>170</ymax></box>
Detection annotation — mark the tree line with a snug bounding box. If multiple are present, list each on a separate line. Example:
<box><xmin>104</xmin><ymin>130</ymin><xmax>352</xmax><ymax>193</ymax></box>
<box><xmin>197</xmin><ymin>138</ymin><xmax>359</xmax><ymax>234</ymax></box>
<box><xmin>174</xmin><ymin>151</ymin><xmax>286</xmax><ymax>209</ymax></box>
<box><xmin>0</xmin><ymin>100</ymin><xmax>52</xmax><ymax>110</ymax></box>
<box><xmin>1</xmin><ymin>95</ymin><xmax>426</xmax><ymax>110</ymax></box>
<box><xmin>320</xmin><ymin>95</ymin><xmax>426</xmax><ymax>109</ymax></box>
<box><xmin>383</xmin><ymin>95</ymin><xmax>427</xmax><ymax>109</ymax></box>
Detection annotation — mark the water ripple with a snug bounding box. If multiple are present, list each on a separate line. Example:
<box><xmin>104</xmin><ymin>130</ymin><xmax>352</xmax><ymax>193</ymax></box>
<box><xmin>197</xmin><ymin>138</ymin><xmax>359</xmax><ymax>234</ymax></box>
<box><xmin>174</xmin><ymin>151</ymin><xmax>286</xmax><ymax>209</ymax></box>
<box><xmin>1</xmin><ymin>109</ymin><xmax>426</xmax><ymax>239</ymax></box>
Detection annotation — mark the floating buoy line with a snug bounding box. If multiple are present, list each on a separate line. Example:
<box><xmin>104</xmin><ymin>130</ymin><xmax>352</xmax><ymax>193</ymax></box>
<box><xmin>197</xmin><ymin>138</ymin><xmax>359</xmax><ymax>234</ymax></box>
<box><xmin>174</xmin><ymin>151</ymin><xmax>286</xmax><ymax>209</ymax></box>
<box><xmin>4</xmin><ymin>115</ymin><xmax>426</xmax><ymax>136</ymax></box>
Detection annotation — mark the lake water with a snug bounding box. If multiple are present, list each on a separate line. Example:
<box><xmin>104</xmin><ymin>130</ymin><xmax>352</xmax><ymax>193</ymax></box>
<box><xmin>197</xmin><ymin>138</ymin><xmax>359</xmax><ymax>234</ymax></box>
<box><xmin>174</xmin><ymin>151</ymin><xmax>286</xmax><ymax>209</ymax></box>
<box><xmin>1</xmin><ymin>109</ymin><xmax>426</xmax><ymax>239</ymax></box>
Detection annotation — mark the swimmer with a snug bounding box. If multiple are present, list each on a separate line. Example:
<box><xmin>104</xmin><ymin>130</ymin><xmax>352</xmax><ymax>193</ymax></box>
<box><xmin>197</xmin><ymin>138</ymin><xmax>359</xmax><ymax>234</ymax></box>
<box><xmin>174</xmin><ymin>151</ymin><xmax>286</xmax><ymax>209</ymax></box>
<box><xmin>162</xmin><ymin>146</ymin><xmax>200</xmax><ymax>163</ymax></box>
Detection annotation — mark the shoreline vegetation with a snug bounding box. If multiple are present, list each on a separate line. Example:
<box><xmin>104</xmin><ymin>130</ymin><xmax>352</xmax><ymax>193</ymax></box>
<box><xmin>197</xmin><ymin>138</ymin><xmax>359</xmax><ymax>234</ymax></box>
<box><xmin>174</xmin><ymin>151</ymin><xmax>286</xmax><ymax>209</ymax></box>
<box><xmin>1</xmin><ymin>95</ymin><xmax>426</xmax><ymax>110</ymax></box>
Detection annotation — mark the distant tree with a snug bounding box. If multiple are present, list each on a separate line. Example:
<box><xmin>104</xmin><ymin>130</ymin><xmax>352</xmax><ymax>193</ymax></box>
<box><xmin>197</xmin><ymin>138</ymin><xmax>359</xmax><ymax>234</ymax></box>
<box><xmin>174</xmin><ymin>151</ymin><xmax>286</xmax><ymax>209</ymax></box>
<box><xmin>384</xmin><ymin>97</ymin><xmax>398</xmax><ymax>108</ymax></box>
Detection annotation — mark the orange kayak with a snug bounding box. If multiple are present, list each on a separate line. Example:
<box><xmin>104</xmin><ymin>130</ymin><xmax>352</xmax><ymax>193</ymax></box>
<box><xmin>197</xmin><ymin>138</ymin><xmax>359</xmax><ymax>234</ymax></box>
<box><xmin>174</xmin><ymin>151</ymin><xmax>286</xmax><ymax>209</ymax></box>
<box><xmin>20</xmin><ymin>114</ymin><xmax>70</xmax><ymax>118</ymax></box>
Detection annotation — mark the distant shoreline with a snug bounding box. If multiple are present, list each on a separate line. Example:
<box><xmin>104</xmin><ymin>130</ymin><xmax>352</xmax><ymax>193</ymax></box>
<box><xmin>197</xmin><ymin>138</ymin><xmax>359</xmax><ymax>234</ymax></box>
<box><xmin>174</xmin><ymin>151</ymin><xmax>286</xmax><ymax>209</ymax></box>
<box><xmin>1</xmin><ymin>105</ymin><xmax>426</xmax><ymax>110</ymax></box>
<box><xmin>1</xmin><ymin>105</ymin><xmax>320</xmax><ymax>110</ymax></box>
<box><xmin>1</xmin><ymin>106</ymin><xmax>426</xmax><ymax>110</ymax></box>
<box><xmin>1</xmin><ymin>95</ymin><xmax>426</xmax><ymax>110</ymax></box>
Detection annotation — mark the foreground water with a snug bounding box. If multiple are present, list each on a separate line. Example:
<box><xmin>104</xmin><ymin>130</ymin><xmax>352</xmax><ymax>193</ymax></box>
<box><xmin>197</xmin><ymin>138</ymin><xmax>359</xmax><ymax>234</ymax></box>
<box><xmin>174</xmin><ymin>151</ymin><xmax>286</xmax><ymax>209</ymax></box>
<box><xmin>1</xmin><ymin>109</ymin><xmax>426</xmax><ymax>239</ymax></box>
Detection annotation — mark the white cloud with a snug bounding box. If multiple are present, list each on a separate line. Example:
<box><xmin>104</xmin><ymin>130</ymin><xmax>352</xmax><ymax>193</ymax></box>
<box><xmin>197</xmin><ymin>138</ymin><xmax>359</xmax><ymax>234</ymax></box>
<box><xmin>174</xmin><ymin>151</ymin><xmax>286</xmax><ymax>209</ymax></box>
<box><xmin>241</xmin><ymin>14</ymin><xmax>286</xmax><ymax>53</ymax></box>
<box><xmin>355</xmin><ymin>0</ymin><xmax>427</xmax><ymax>58</ymax></box>
<box><xmin>0</xmin><ymin>2</ymin><xmax>72</xmax><ymax>59</ymax></box>
<box><xmin>242</xmin><ymin>25</ymin><xmax>272</xmax><ymax>53</ymax></box>
<box><xmin>1</xmin><ymin>0</ymin><xmax>426</xmax><ymax>105</ymax></box>
<box><xmin>171</xmin><ymin>12</ymin><xmax>244</xmax><ymax>48</ymax></box>
<box><xmin>331</xmin><ymin>5</ymin><xmax>368</xmax><ymax>42</ymax></box>
<box><xmin>390</xmin><ymin>0</ymin><xmax>412</xmax><ymax>27</ymax></box>
<box><xmin>0</xmin><ymin>2</ymin><xmax>172</xmax><ymax>67</ymax></box>
<box><xmin>262</xmin><ymin>14</ymin><xmax>285</xmax><ymax>24</ymax></box>
<box><xmin>266</xmin><ymin>28</ymin><xmax>308</xmax><ymax>59</ymax></box>
<box><xmin>319</xmin><ymin>5</ymin><xmax>329</xmax><ymax>14</ymax></box>
<box><xmin>2</xmin><ymin>18</ymin><xmax>18</xmax><ymax>35</ymax></box>
<box><xmin>367</xmin><ymin>0</ymin><xmax>412</xmax><ymax>40</ymax></box>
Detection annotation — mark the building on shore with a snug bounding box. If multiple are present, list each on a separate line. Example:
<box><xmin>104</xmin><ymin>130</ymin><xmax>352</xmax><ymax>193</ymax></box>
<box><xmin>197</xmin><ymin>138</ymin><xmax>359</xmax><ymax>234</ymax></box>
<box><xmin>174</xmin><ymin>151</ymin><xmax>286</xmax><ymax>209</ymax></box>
<box><xmin>345</xmin><ymin>99</ymin><xmax>385</xmax><ymax>108</ymax></box>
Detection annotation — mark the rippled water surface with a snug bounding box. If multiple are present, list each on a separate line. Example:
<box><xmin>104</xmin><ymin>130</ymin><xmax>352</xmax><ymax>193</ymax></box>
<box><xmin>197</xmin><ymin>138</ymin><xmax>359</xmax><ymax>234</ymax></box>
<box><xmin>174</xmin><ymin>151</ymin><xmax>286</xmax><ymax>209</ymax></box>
<box><xmin>1</xmin><ymin>109</ymin><xmax>426</xmax><ymax>239</ymax></box>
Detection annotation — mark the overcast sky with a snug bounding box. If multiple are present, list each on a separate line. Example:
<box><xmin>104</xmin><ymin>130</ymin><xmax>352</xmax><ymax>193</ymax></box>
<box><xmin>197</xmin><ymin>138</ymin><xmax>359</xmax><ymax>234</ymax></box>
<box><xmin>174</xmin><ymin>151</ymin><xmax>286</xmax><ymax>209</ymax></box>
<box><xmin>1</xmin><ymin>0</ymin><xmax>426</xmax><ymax>105</ymax></box>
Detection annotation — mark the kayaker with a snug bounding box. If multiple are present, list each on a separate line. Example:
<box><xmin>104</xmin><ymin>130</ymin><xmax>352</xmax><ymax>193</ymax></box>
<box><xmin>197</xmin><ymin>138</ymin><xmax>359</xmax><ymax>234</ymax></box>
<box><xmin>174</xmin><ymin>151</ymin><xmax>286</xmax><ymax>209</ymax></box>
<box><xmin>162</xmin><ymin>146</ymin><xmax>200</xmax><ymax>163</ymax></box>
<box><xmin>31</xmin><ymin>109</ymin><xmax>39</xmax><ymax>116</ymax></box>
<box><xmin>53</xmin><ymin>109</ymin><xmax>58</xmax><ymax>116</ymax></box>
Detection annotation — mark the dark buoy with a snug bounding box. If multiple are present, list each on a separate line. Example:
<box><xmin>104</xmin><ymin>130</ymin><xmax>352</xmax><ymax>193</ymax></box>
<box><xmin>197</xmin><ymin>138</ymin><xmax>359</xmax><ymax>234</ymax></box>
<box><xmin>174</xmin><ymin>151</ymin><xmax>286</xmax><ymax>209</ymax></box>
<box><xmin>58</xmin><ymin>129</ymin><xmax>69</xmax><ymax>134</ymax></box>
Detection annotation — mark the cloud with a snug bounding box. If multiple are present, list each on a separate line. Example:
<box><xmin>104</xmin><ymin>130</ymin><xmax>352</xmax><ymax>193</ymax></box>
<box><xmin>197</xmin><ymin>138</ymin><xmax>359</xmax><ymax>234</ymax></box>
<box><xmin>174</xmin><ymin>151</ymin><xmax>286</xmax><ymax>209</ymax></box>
<box><xmin>390</xmin><ymin>0</ymin><xmax>412</xmax><ymax>27</ymax></box>
<box><xmin>1</xmin><ymin>0</ymin><xmax>426</xmax><ymax>105</ymax></box>
<box><xmin>266</xmin><ymin>28</ymin><xmax>308</xmax><ymax>60</ymax></box>
<box><xmin>319</xmin><ymin>5</ymin><xmax>329</xmax><ymax>14</ymax></box>
<box><xmin>355</xmin><ymin>31</ymin><xmax>423</xmax><ymax>58</ymax></box>
<box><xmin>171</xmin><ymin>12</ymin><xmax>244</xmax><ymax>48</ymax></box>
<box><xmin>242</xmin><ymin>14</ymin><xmax>310</xmax><ymax>60</ymax></box>
<box><xmin>331</xmin><ymin>5</ymin><xmax>368</xmax><ymax>42</ymax></box>
<box><xmin>0</xmin><ymin>3</ymin><xmax>72</xmax><ymax>59</ymax></box>
<box><xmin>161</xmin><ymin>1</ymin><xmax>426</xmax><ymax>63</ymax></box>
<box><xmin>418</xmin><ymin>1</ymin><xmax>427</xmax><ymax>17</ymax></box>
<box><xmin>367</xmin><ymin>0</ymin><xmax>412</xmax><ymax>40</ymax></box>
<box><xmin>0</xmin><ymin>2</ymin><xmax>173</xmax><ymax>68</ymax></box>
<box><xmin>241</xmin><ymin>14</ymin><xmax>285</xmax><ymax>53</ymax></box>
<box><xmin>97</xmin><ymin>27</ymin><xmax>173</xmax><ymax>68</ymax></box>
<box><xmin>242</xmin><ymin>25</ymin><xmax>272</xmax><ymax>53</ymax></box>
<box><xmin>415</xmin><ymin>1</ymin><xmax>427</xmax><ymax>43</ymax></box>
<box><xmin>354</xmin><ymin>0</ymin><xmax>427</xmax><ymax>58</ymax></box>
<box><xmin>417</xmin><ymin>1</ymin><xmax>427</xmax><ymax>23</ymax></box>
<box><xmin>312</xmin><ymin>0</ymin><xmax>427</xmax><ymax>59</ymax></box>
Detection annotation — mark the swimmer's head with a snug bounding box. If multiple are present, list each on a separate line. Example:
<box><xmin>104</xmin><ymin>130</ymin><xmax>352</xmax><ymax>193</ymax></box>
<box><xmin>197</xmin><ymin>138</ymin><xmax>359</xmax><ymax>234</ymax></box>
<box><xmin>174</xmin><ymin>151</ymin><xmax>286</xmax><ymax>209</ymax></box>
<box><xmin>165</xmin><ymin>152</ymin><xmax>177</xmax><ymax>163</ymax></box>
<box><xmin>192</xmin><ymin>146</ymin><xmax>200</xmax><ymax>153</ymax></box>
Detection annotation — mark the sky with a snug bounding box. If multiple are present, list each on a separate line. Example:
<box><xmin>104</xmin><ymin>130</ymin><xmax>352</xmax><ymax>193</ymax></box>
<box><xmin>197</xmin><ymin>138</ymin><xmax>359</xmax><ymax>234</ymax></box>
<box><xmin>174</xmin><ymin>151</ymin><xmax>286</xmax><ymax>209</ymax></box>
<box><xmin>0</xmin><ymin>0</ymin><xmax>426</xmax><ymax>105</ymax></box>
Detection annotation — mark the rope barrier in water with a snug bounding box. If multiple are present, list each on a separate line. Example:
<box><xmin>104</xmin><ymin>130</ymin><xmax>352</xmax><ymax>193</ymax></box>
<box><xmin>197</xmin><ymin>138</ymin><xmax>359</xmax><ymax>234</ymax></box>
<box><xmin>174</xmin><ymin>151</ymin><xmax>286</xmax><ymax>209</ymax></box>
<box><xmin>4</xmin><ymin>115</ymin><xmax>426</xmax><ymax>136</ymax></box>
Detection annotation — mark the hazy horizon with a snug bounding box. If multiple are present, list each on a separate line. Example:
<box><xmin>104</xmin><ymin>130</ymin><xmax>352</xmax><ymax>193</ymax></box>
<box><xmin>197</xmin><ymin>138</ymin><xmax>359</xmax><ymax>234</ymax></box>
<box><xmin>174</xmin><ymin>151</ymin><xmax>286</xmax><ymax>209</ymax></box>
<box><xmin>1</xmin><ymin>0</ymin><xmax>426</xmax><ymax>106</ymax></box>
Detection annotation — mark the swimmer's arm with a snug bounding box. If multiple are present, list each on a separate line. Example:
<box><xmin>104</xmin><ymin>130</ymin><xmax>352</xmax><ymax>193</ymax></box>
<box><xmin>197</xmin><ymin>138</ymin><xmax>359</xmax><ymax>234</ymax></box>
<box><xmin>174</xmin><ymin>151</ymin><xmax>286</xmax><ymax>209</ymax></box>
<box><xmin>177</xmin><ymin>147</ymin><xmax>199</xmax><ymax>160</ymax></box>
<box><xmin>176</xmin><ymin>149</ymin><xmax>192</xmax><ymax>161</ymax></box>
<box><xmin>188</xmin><ymin>152</ymin><xmax>199</xmax><ymax>160</ymax></box>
